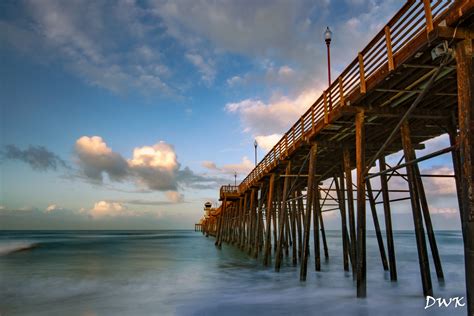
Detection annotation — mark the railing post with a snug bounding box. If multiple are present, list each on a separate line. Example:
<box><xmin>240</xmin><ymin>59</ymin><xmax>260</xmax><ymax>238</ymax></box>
<box><xmin>300</xmin><ymin>117</ymin><xmax>305</xmax><ymax>137</ymax></box>
<box><xmin>385</xmin><ymin>26</ymin><xmax>394</xmax><ymax>71</ymax></box>
<box><xmin>339</xmin><ymin>77</ymin><xmax>345</xmax><ymax>106</ymax></box>
<box><xmin>423</xmin><ymin>0</ymin><xmax>434</xmax><ymax>33</ymax></box>
<box><xmin>311</xmin><ymin>105</ymin><xmax>315</xmax><ymax>130</ymax></box>
<box><xmin>323</xmin><ymin>91</ymin><xmax>329</xmax><ymax>123</ymax></box>
<box><xmin>358</xmin><ymin>52</ymin><xmax>366</xmax><ymax>94</ymax></box>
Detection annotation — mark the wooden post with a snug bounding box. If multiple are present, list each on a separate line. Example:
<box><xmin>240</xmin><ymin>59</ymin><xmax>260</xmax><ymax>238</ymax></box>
<box><xmin>264</xmin><ymin>174</ymin><xmax>276</xmax><ymax>266</ymax></box>
<box><xmin>456</xmin><ymin>38</ymin><xmax>474</xmax><ymax>316</ymax></box>
<box><xmin>422</xmin><ymin>0</ymin><xmax>433</xmax><ymax>33</ymax></box>
<box><xmin>343</xmin><ymin>147</ymin><xmax>357</xmax><ymax>277</ymax></box>
<box><xmin>379</xmin><ymin>156</ymin><xmax>397</xmax><ymax>281</ymax></box>
<box><xmin>276</xmin><ymin>162</ymin><xmax>292</xmax><ymax>272</ymax></box>
<box><xmin>324</xmin><ymin>91</ymin><xmax>329</xmax><ymax>123</ymax></box>
<box><xmin>413</xmin><ymin>163</ymin><xmax>444</xmax><ymax>281</ymax></box>
<box><xmin>335</xmin><ymin>173</ymin><xmax>350</xmax><ymax>271</ymax></box>
<box><xmin>248</xmin><ymin>188</ymin><xmax>257</xmax><ymax>254</ymax></box>
<box><xmin>384</xmin><ymin>26</ymin><xmax>394</xmax><ymax>71</ymax></box>
<box><xmin>241</xmin><ymin>193</ymin><xmax>248</xmax><ymax>249</ymax></box>
<box><xmin>300</xmin><ymin>143</ymin><xmax>317</xmax><ymax>281</ymax></box>
<box><xmin>313</xmin><ymin>187</ymin><xmax>321</xmax><ymax>271</ymax></box>
<box><xmin>319</xmin><ymin>206</ymin><xmax>329</xmax><ymax>259</ymax></box>
<box><xmin>254</xmin><ymin>185</ymin><xmax>265</xmax><ymax>258</ymax></box>
<box><xmin>358</xmin><ymin>53</ymin><xmax>366</xmax><ymax>94</ymax></box>
<box><xmin>401</xmin><ymin>120</ymin><xmax>433</xmax><ymax>297</ymax></box>
<box><xmin>366</xmin><ymin>179</ymin><xmax>389</xmax><ymax>271</ymax></box>
<box><xmin>296</xmin><ymin>190</ymin><xmax>304</xmax><ymax>259</ymax></box>
<box><xmin>339</xmin><ymin>77</ymin><xmax>345</xmax><ymax>107</ymax></box>
<box><xmin>273</xmin><ymin>181</ymin><xmax>280</xmax><ymax>251</ymax></box>
<box><xmin>355</xmin><ymin>110</ymin><xmax>366</xmax><ymax>297</ymax></box>
<box><xmin>237</xmin><ymin>197</ymin><xmax>243</xmax><ymax>247</ymax></box>
<box><xmin>291</xmin><ymin>190</ymin><xmax>298</xmax><ymax>265</ymax></box>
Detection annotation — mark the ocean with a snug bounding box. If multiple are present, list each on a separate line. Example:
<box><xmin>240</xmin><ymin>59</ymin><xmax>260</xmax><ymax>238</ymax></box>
<box><xmin>0</xmin><ymin>230</ymin><xmax>467</xmax><ymax>316</ymax></box>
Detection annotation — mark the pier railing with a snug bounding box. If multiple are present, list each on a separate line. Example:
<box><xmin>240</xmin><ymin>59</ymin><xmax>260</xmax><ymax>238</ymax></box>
<box><xmin>235</xmin><ymin>0</ymin><xmax>453</xmax><ymax>193</ymax></box>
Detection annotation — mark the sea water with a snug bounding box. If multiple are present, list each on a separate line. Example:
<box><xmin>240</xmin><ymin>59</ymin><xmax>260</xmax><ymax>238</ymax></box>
<box><xmin>0</xmin><ymin>230</ymin><xmax>466</xmax><ymax>315</ymax></box>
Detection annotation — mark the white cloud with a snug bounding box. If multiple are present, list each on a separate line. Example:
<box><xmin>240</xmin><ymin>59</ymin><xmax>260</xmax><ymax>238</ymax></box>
<box><xmin>429</xmin><ymin>207</ymin><xmax>459</xmax><ymax>219</ymax></box>
<box><xmin>202</xmin><ymin>156</ymin><xmax>254</xmax><ymax>176</ymax></box>
<box><xmin>255</xmin><ymin>134</ymin><xmax>282</xmax><ymax>151</ymax></box>
<box><xmin>185</xmin><ymin>52</ymin><xmax>216</xmax><ymax>84</ymax></box>
<box><xmin>75</xmin><ymin>136</ymin><xmax>129</xmax><ymax>182</ymax></box>
<box><xmin>46</xmin><ymin>204</ymin><xmax>59</xmax><ymax>212</ymax></box>
<box><xmin>421</xmin><ymin>165</ymin><xmax>456</xmax><ymax>196</ymax></box>
<box><xmin>225</xmin><ymin>88</ymin><xmax>321</xmax><ymax>135</ymax></box>
<box><xmin>89</xmin><ymin>201</ymin><xmax>127</xmax><ymax>218</ymax></box>
<box><xmin>277</xmin><ymin>65</ymin><xmax>295</xmax><ymax>77</ymax></box>
<box><xmin>74</xmin><ymin>136</ymin><xmax>222</xmax><ymax>192</ymax></box>
<box><xmin>227</xmin><ymin>75</ymin><xmax>243</xmax><ymax>87</ymax></box>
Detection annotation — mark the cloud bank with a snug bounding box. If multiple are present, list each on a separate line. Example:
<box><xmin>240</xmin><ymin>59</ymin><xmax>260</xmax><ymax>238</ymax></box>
<box><xmin>1</xmin><ymin>144</ymin><xmax>68</xmax><ymax>171</ymax></box>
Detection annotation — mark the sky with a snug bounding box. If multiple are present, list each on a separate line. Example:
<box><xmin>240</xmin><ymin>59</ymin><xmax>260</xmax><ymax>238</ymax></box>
<box><xmin>0</xmin><ymin>0</ymin><xmax>461</xmax><ymax>230</ymax></box>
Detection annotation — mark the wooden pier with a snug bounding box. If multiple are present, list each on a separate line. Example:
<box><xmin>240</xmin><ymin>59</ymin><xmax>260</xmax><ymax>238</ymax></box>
<box><xmin>197</xmin><ymin>0</ymin><xmax>473</xmax><ymax>313</ymax></box>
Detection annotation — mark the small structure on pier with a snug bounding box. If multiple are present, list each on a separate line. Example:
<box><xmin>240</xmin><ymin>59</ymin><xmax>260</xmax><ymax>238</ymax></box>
<box><xmin>198</xmin><ymin>1</ymin><xmax>473</xmax><ymax>314</ymax></box>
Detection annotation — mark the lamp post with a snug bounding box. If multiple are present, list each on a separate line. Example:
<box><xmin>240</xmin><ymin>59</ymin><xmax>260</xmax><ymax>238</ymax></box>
<box><xmin>254</xmin><ymin>139</ymin><xmax>258</xmax><ymax>166</ymax></box>
<box><xmin>234</xmin><ymin>171</ymin><xmax>237</xmax><ymax>186</ymax></box>
<box><xmin>324</xmin><ymin>26</ymin><xmax>332</xmax><ymax>87</ymax></box>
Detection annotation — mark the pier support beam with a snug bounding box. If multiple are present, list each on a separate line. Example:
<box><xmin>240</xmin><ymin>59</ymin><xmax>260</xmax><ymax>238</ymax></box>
<box><xmin>276</xmin><ymin>162</ymin><xmax>292</xmax><ymax>272</ymax></box>
<box><xmin>343</xmin><ymin>147</ymin><xmax>357</xmax><ymax>278</ymax></box>
<box><xmin>367</xmin><ymin>179</ymin><xmax>389</xmax><ymax>271</ymax></box>
<box><xmin>456</xmin><ymin>38</ymin><xmax>474</xmax><ymax>316</ymax></box>
<box><xmin>264</xmin><ymin>174</ymin><xmax>276</xmax><ymax>266</ymax></box>
<box><xmin>401</xmin><ymin>120</ymin><xmax>433</xmax><ymax>297</ymax></box>
<box><xmin>335</xmin><ymin>173</ymin><xmax>350</xmax><ymax>271</ymax></box>
<box><xmin>300</xmin><ymin>143</ymin><xmax>317</xmax><ymax>281</ymax></box>
<box><xmin>379</xmin><ymin>157</ymin><xmax>397</xmax><ymax>281</ymax></box>
<box><xmin>355</xmin><ymin>110</ymin><xmax>366</xmax><ymax>298</ymax></box>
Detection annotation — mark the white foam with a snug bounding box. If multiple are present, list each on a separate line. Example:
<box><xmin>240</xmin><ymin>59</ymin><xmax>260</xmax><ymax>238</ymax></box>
<box><xmin>0</xmin><ymin>241</ymin><xmax>37</xmax><ymax>255</ymax></box>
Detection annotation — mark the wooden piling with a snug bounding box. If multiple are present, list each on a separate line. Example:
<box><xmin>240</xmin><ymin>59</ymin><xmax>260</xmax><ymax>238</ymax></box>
<box><xmin>366</xmin><ymin>179</ymin><xmax>389</xmax><ymax>271</ymax></box>
<box><xmin>300</xmin><ymin>143</ymin><xmax>317</xmax><ymax>281</ymax></box>
<box><xmin>356</xmin><ymin>110</ymin><xmax>366</xmax><ymax>298</ymax></box>
<box><xmin>343</xmin><ymin>147</ymin><xmax>357</xmax><ymax>277</ymax></box>
<box><xmin>264</xmin><ymin>174</ymin><xmax>276</xmax><ymax>266</ymax></box>
<box><xmin>335</xmin><ymin>173</ymin><xmax>350</xmax><ymax>271</ymax></box>
<box><xmin>379</xmin><ymin>156</ymin><xmax>397</xmax><ymax>281</ymax></box>
<box><xmin>276</xmin><ymin>162</ymin><xmax>292</xmax><ymax>272</ymax></box>
<box><xmin>456</xmin><ymin>38</ymin><xmax>474</xmax><ymax>316</ymax></box>
<box><xmin>314</xmin><ymin>187</ymin><xmax>321</xmax><ymax>271</ymax></box>
<box><xmin>401</xmin><ymin>120</ymin><xmax>433</xmax><ymax>297</ymax></box>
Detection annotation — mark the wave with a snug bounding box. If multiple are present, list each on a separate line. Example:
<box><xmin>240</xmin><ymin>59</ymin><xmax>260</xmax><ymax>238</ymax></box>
<box><xmin>0</xmin><ymin>241</ymin><xmax>39</xmax><ymax>256</ymax></box>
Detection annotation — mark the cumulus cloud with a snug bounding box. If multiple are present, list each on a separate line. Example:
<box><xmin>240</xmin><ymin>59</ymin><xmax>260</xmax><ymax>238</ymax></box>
<box><xmin>225</xmin><ymin>88</ymin><xmax>321</xmax><ymax>136</ymax></box>
<box><xmin>75</xmin><ymin>136</ymin><xmax>129</xmax><ymax>182</ymax></box>
<box><xmin>255</xmin><ymin>134</ymin><xmax>282</xmax><ymax>151</ymax></box>
<box><xmin>89</xmin><ymin>201</ymin><xmax>128</xmax><ymax>218</ymax></box>
<box><xmin>74</xmin><ymin>136</ymin><xmax>224</xmax><ymax>193</ymax></box>
<box><xmin>1</xmin><ymin>144</ymin><xmax>68</xmax><ymax>171</ymax></box>
<box><xmin>128</xmin><ymin>142</ymin><xmax>179</xmax><ymax>191</ymax></box>
<box><xmin>45</xmin><ymin>204</ymin><xmax>60</xmax><ymax>212</ymax></box>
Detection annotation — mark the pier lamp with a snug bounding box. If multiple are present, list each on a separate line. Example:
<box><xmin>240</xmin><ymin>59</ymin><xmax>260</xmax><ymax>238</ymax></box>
<box><xmin>324</xmin><ymin>26</ymin><xmax>332</xmax><ymax>87</ymax></box>
<box><xmin>234</xmin><ymin>171</ymin><xmax>237</xmax><ymax>186</ymax></box>
<box><xmin>254</xmin><ymin>139</ymin><xmax>258</xmax><ymax>166</ymax></box>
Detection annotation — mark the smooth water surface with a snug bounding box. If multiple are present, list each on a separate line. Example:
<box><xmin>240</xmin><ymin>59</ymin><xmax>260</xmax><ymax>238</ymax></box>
<box><xmin>0</xmin><ymin>230</ymin><xmax>467</xmax><ymax>315</ymax></box>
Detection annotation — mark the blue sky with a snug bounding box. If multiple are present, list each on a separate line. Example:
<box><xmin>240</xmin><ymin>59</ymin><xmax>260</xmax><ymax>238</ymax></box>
<box><xmin>0</xmin><ymin>0</ymin><xmax>461</xmax><ymax>229</ymax></box>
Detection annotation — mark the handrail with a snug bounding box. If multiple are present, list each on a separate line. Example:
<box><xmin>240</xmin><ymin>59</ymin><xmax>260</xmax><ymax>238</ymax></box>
<box><xmin>231</xmin><ymin>0</ymin><xmax>453</xmax><ymax>194</ymax></box>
